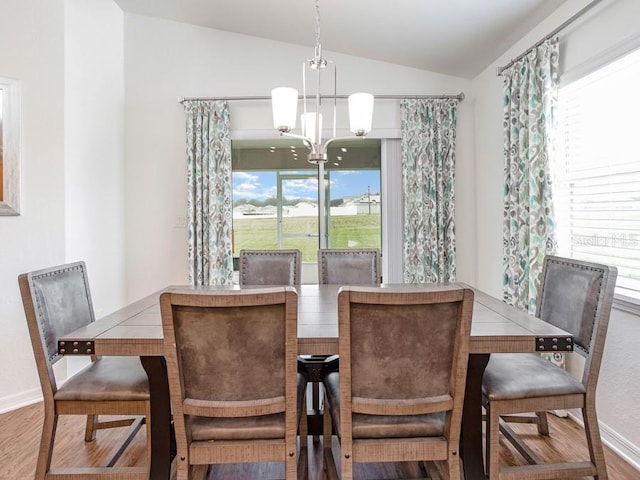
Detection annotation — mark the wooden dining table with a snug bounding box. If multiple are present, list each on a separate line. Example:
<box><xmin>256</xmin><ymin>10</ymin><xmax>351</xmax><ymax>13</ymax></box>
<box><xmin>58</xmin><ymin>283</ymin><xmax>574</xmax><ymax>480</ymax></box>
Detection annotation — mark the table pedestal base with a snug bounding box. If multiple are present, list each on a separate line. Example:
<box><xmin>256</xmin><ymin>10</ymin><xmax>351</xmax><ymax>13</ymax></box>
<box><xmin>461</xmin><ymin>353</ymin><xmax>490</xmax><ymax>480</ymax></box>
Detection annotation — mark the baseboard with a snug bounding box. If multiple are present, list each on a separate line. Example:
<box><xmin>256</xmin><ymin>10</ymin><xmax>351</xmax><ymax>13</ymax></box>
<box><xmin>568</xmin><ymin>411</ymin><xmax>640</xmax><ymax>472</ymax></box>
<box><xmin>0</xmin><ymin>388</ymin><xmax>42</xmax><ymax>414</ymax></box>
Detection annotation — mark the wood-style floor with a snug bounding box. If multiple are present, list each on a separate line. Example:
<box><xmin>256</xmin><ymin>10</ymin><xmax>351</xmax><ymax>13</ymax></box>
<box><xmin>1</xmin><ymin>402</ymin><xmax>638</xmax><ymax>479</ymax></box>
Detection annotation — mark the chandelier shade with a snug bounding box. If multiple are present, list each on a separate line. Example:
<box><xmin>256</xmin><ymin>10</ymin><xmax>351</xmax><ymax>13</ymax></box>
<box><xmin>271</xmin><ymin>87</ymin><xmax>298</xmax><ymax>132</ymax></box>
<box><xmin>348</xmin><ymin>92</ymin><xmax>374</xmax><ymax>136</ymax></box>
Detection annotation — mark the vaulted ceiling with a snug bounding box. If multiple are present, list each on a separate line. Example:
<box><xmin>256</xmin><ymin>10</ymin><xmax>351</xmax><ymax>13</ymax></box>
<box><xmin>113</xmin><ymin>0</ymin><xmax>568</xmax><ymax>79</ymax></box>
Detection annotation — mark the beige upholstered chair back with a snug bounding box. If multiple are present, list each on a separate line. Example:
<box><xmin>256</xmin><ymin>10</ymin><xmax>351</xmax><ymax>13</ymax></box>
<box><xmin>20</xmin><ymin>262</ymin><xmax>94</xmax><ymax>374</ymax></box>
<box><xmin>161</xmin><ymin>286</ymin><xmax>299</xmax><ymax>416</ymax></box>
<box><xmin>161</xmin><ymin>287</ymin><xmax>304</xmax><ymax>479</ymax></box>
<box><xmin>162</xmin><ymin>288</ymin><xmax>296</xmax><ymax>405</ymax></box>
<box><xmin>239</xmin><ymin>249</ymin><xmax>301</xmax><ymax>286</ymax></box>
<box><xmin>318</xmin><ymin>248</ymin><xmax>381</xmax><ymax>285</ymax></box>
<box><xmin>339</xmin><ymin>284</ymin><xmax>473</xmax><ymax>418</ymax></box>
<box><xmin>322</xmin><ymin>285</ymin><xmax>474</xmax><ymax>480</ymax></box>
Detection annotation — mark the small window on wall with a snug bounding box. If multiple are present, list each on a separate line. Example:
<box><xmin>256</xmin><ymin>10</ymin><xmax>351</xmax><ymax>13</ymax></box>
<box><xmin>231</xmin><ymin>139</ymin><xmax>381</xmax><ymax>267</ymax></box>
<box><xmin>552</xmin><ymin>47</ymin><xmax>640</xmax><ymax>300</ymax></box>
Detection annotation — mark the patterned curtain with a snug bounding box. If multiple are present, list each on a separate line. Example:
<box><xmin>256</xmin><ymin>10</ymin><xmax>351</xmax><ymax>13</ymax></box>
<box><xmin>183</xmin><ymin>100</ymin><xmax>233</xmax><ymax>286</ymax></box>
<box><xmin>503</xmin><ymin>38</ymin><xmax>559</xmax><ymax>312</ymax></box>
<box><xmin>400</xmin><ymin>98</ymin><xmax>458</xmax><ymax>283</ymax></box>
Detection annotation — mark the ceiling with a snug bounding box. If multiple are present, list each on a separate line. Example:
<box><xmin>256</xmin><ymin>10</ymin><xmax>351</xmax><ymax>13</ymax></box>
<box><xmin>113</xmin><ymin>0</ymin><xmax>568</xmax><ymax>79</ymax></box>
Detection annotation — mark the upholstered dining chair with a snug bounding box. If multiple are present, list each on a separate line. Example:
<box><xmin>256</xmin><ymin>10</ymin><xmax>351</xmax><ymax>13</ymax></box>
<box><xmin>482</xmin><ymin>255</ymin><xmax>617</xmax><ymax>480</ymax></box>
<box><xmin>318</xmin><ymin>248</ymin><xmax>381</xmax><ymax>285</ymax></box>
<box><xmin>239</xmin><ymin>249</ymin><xmax>301</xmax><ymax>286</ymax></box>
<box><xmin>308</xmin><ymin>248</ymin><xmax>383</xmax><ymax>435</ymax></box>
<box><xmin>322</xmin><ymin>285</ymin><xmax>474</xmax><ymax>480</ymax></box>
<box><xmin>18</xmin><ymin>261</ymin><xmax>150</xmax><ymax>480</ymax></box>
<box><xmin>160</xmin><ymin>286</ymin><xmax>308</xmax><ymax>480</ymax></box>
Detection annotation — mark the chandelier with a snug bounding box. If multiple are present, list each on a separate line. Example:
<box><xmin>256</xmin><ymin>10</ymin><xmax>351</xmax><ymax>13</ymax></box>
<box><xmin>271</xmin><ymin>0</ymin><xmax>374</xmax><ymax>164</ymax></box>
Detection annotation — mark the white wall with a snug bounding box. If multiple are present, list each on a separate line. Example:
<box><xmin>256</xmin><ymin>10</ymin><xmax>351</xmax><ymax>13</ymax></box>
<box><xmin>65</xmin><ymin>0</ymin><xmax>126</xmax><ymax>319</ymax></box>
<box><xmin>0</xmin><ymin>0</ymin><xmax>127</xmax><ymax>412</ymax></box>
<box><xmin>0</xmin><ymin>0</ymin><xmax>66</xmax><ymax>411</ymax></box>
<box><xmin>472</xmin><ymin>0</ymin><xmax>640</xmax><ymax>468</ymax></box>
<box><xmin>123</xmin><ymin>14</ymin><xmax>476</xmax><ymax>302</ymax></box>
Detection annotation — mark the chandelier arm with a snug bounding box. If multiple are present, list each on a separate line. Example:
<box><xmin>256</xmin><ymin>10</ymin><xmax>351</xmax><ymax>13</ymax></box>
<box><xmin>320</xmin><ymin>135</ymin><xmax>366</xmax><ymax>154</ymax></box>
<box><xmin>280</xmin><ymin>132</ymin><xmax>316</xmax><ymax>152</ymax></box>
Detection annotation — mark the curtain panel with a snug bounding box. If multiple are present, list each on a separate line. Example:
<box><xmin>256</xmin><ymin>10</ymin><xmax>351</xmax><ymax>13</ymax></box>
<box><xmin>400</xmin><ymin>98</ymin><xmax>458</xmax><ymax>283</ymax></box>
<box><xmin>503</xmin><ymin>38</ymin><xmax>559</xmax><ymax>312</ymax></box>
<box><xmin>183</xmin><ymin>100</ymin><xmax>233</xmax><ymax>286</ymax></box>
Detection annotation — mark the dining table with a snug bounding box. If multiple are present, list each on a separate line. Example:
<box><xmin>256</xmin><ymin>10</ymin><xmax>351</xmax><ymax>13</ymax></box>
<box><xmin>58</xmin><ymin>283</ymin><xmax>574</xmax><ymax>480</ymax></box>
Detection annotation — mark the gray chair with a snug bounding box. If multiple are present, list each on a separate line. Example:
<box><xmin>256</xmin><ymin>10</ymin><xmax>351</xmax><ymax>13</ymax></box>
<box><xmin>239</xmin><ymin>249</ymin><xmax>301</xmax><ymax>286</ymax></box>
<box><xmin>322</xmin><ymin>285</ymin><xmax>474</xmax><ymax>480</ymax></box>
<box><xmin>18</xmin><ymin>261</ymin><xmax>150</xmax><ymax>480</ymax></box>
<box><xmin>318</xmin><ymin>248</ymin><xmax>381</xmax><ymax>285</ymax></box>
<box><xmin>482</xmin><ymin>255</ymin><xmax>617</xmax><ymax>480</ymax></box>
<box><xmin>160</xmin><ymin>287</ymin><xmax>307</xmax><ymax>480</ymax></box>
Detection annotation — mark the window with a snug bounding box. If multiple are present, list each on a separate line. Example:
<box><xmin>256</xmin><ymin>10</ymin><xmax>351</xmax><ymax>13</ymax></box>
<box><xmin>552</xmin><ymin>47</ymin><xmax>640</xmax><ymax>299</ymax></box>
<box><xmin>231</xmin><ymin>139</ymin><xmax>381</xmax><ymax>280</ymax></box>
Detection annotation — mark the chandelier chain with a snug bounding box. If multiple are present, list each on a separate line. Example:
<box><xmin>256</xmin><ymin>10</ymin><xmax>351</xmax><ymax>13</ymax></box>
<box><xmin>314</xmin><ymin>0</ymin><xmax>321</xmax><ymax>53</ymax></box>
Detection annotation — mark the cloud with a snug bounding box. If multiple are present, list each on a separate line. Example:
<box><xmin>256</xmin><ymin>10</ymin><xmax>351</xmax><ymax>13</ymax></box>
<box><xmin>232</xmin><ymin>172</ymin><xmax>276</xmax><ymax>200</ymax></box>
<box><xmin>282</xmin><ymin>178</ymin><xmax>317</xmax><ymax>200</ymax></box>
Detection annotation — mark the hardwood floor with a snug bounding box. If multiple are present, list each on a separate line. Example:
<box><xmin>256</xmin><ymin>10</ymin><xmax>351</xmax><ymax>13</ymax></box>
<box><xmin>1</xmin><ymin>402</ymin><xmax>638</xmax><ymax>479</ymax></box>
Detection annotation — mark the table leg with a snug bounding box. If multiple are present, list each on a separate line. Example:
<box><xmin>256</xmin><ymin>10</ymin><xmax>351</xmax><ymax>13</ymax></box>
<box><xmin>141</xmin><ymin>356</ymin><xmax>175</xmax><ymax>480</ymax></box>
<box><xmin>461</xmin><ymin>353</ymin><xmax>490</xmax><ymax>480</ymax></box>
<box><xmin>298</xmin><ymin>355</ymin><xmax>329</xmax><ymax>436</ymax></box>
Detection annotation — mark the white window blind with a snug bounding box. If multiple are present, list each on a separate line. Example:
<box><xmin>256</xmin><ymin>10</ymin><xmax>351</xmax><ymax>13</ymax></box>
<box><xmin>554</xmin><ymin>47</ymin><xmax>640</xmax><ymax>299</ymax></box>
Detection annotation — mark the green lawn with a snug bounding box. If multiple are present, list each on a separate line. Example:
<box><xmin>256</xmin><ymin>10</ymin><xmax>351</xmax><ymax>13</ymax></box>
<box><xmin>232</xmin><ymin>214</ymin><xmax>381</xmax><ymax>262</ymax></box>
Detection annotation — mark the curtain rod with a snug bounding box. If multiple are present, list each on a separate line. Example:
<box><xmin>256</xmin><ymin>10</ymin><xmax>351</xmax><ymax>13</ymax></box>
<box><xmin>179</xmin><ymin>92</ymin><xmax>465</xmax><ymax>103</ymax></box>
<box><xmin>496</xmin><ymin>0</ymin><xmax>603</xmax><ymax>76</ymax></box>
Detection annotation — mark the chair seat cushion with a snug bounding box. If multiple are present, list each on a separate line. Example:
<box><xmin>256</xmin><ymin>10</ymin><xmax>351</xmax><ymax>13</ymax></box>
<box><xmin>483</xmin><ymin>353</ymin><xmax>586</xmax><ymax>401</ymax></box>
<box><xmin>189</xmin><ymin>373</ymin><xmax>307</xmax><ymax>441</ymax></box>
<box><xmin>323</xmin><ymin>372</ymin><xmax>445</xmax><ymax>439</ymax></box>
<box><xmin>55</xmin><ymin>356</ymin><xmax>149</xmax><ymax>402</ymax></box>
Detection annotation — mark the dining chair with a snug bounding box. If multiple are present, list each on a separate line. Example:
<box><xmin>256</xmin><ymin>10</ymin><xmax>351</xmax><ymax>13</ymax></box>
<box><xmin>160</xmin><ymin>286</ymin><xmax>308</xmax><ymax>480</ymax></box>
<box><xmin>318</xmin><ymin>248</ymin><xmax>381</xmax><ymax>285</ymax></box>
<box><xmin>239</xmin><ymin>249</ymin><xmax>301</xmax><ymax>286</ymax></box>
<box><xmin>307</xmin><ymin>248</ymin><xmax>383</xmax><ymax>437</ymax></box>
<box><xmin>322</xmin><ymin>284</ymin><xmax>474</xmax><ymax>480</ymax></box>
<box><xmin>482</xmin><ymin>255</ymin><xmax>617</xmax><ymax>480</ymax></box>
<box><xmin>18</xmin><ymin>261</ymin><xmax>150</xmax><ymax>480</ymax></box>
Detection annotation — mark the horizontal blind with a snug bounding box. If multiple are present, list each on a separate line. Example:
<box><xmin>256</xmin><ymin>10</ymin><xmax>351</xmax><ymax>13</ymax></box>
<box><xmin>554</xmin><ymin>47</ymin><xmax>640</xmax><ymax>298</ymax></box>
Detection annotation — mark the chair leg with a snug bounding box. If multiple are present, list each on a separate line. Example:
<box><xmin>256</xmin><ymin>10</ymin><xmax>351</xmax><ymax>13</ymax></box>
<box><xmin>285</xmin><ymin>436</ymin><xmax>298</xmax><ymax>479</ymax></box>
<box><xmin>300</xmin><ymin>393</ymin><xmax>308</xmax><ymax>449</ymax></box>
<box><xmin>312</xmin><ymin>382</ymin><xmax>321</xmax><ymax>443</ymax></box>
<box><xmin>583</xmin><ymin>405</ymin><xmax>609</xmax><ymax>480</ymax></box>
<box><xmin>176</xmin><ymin>459</ymin><xmax>190</xmax><ymax>480</ymax></box>
<box><xmin>447</xmin><ymin>451</ymin><xmax>462</xmax><ymax>480</ymax></box>
<box><xmin>85</xmin><ymin>414</ymin><xmax>98</xmax><ymax>441</ymax></box>
<box><xmin>35</xmin><ymin>411</ymin><xmax>58</xmax><ymax>480</ymax></box>
<box><xmin>535</xmin><ymin>411</ymin><xmax>550</xmax><ymax>435</ymax></box>
<box><xmin>341</xmin><ymin>451</ymin><xmax>353</xmax><ymax>480</ymax></box>
<box><xmin>486</xmin><ymin>402</ymin><xmax>501</xmax><ymax>480</ymax></box>
<box><xmin>323</xmin><ymin>398</ymin><xmax>332</xmax><ymax>450</ymax></box>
